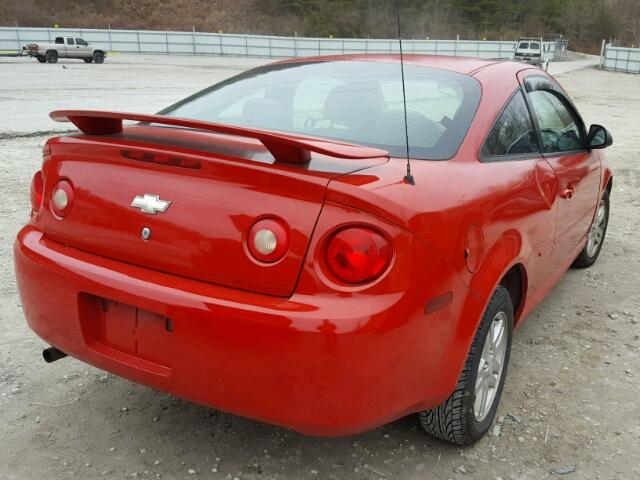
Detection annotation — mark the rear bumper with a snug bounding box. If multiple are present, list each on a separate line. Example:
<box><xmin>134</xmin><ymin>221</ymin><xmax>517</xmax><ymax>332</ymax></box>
<box><xmin>15</xmin><ymin>225</ymin><xmax>461</xmax><ymax>435</ymax></box>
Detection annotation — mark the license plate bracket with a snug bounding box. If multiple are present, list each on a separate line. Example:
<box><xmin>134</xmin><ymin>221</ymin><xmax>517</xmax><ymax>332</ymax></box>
<box><xmin>79</xmin><ymin>294</ymin><xmax>173</xmax><ymax>374</ymax></box>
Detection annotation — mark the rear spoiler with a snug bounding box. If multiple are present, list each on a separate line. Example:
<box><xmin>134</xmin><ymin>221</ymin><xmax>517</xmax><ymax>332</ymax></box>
<box><xmin>50</xmin><ymin>110</ymin><xmax>388</xmax><ymax>165</ymax></box>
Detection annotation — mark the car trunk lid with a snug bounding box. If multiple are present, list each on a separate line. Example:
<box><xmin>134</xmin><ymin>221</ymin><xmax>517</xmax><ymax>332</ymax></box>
<box><xmin>40</xmin><ymin>115</ymin><xmax>388</xmax><ymax>297</ymax></box>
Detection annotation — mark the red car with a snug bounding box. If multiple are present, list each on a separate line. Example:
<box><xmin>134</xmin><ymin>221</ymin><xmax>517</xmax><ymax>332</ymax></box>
<box><xmin>15</xmin><ymin>54</ymin><xmax>612</xmax><ymax>445</ymax></box>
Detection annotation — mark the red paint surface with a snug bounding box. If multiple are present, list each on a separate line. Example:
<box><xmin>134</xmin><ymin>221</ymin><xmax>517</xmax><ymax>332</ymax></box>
<box><xmin>14</xmin><ymin>55</ymin><xmax>612</xmax><ymax>435</ymax></box>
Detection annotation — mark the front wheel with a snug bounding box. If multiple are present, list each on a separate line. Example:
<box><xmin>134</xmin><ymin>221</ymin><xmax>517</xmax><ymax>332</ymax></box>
<box><xmin>572</xmin><ymin>191</ymin><xmax>610</xmax><ymax>268</ymax></box>
<box><xmin>83</xmin><ymin>57</ymin><xmax>93</xmax><ymax>63</ymax></box>
<box><xmin>418</xmin><ymin>286</ymin><xmax>513</xmax><ymax>445</ymax></box>
<box><xmin>92</xmin><ymin>51</ymin><xmax>104</xmax><ymax>64</ymax></box>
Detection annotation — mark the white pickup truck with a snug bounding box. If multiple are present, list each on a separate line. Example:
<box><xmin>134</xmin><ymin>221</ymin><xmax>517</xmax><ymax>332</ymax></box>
<box><xmin>23</xmin><ymin>36</ymin><xmax>107</xmax><ymax>64</ymax></box>
<box><xmin>513</xmin><ymin>37</ymin><xmax>549</xmax><ymax>71</ymax></box>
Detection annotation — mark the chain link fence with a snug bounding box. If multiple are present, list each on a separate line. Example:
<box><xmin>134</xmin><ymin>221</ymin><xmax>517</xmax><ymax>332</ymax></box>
<box><xmin>1</xmin><ymin>26</ymin><xmax>564</xmax><ymax>60</ymax></box>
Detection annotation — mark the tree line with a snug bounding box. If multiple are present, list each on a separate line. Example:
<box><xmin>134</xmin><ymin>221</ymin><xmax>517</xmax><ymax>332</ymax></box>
<box><xmin>2</xmin><ymin>0</ymin><xmax>639</xmax><ymax>52</ymax></box>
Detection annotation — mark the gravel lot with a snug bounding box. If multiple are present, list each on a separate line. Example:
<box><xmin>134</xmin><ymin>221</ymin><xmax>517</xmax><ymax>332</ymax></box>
<box><xmin>1</xmin><ymin>54</ymin><xmax>638</xmax><ymax>480</ymax></box>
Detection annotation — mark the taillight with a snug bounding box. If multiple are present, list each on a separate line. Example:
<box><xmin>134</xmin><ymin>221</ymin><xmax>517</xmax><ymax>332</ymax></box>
<box><xmin>30</xmin><ymin>170</ymin><xmax>44</xmax><ymax>214</ymax></box>
<box><xmin>247</xmin><ymin>218</ymin><xmax>290</xmax><ymax>263</ymax></box>
<box><xmin>50</xmin><ymin>179</ymin><xmax>74</xmax><ymax>218</ymax></box>
<box><xmin>326</xmin><ymin>227</ymin><xmax>392</xmax><ymax>284</ymax></box>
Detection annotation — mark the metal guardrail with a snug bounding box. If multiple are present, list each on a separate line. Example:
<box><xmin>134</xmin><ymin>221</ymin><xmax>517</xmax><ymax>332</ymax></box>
<box><xmin>0</xmin><ymin>26</ymin><xmax>563</xmax><ymax>60</ymax></box>
<box><xmin>602</xmin><ymin>44</ymin><xmax>640</xmax><ymax>74</ymax></box>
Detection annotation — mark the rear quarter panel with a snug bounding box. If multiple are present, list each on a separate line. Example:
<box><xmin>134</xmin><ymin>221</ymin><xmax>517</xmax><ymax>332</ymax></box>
<box><xmin>327</xmin><ymin>62</ymin><xmax>558</xmax><ymax>397</ymax></box>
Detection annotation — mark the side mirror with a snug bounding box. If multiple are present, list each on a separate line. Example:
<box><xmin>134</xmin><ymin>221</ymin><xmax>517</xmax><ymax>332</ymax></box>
<box><xmin>586</xmin><ymin>124</ymin><xmax>613</xmax><ymax>149</ymax></box>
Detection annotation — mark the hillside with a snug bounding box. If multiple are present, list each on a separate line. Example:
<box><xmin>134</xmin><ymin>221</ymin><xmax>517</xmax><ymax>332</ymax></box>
<box><xmin>1</xmin><ymin>0</ymin><xmax>638</xmax><ymax>53</ymax></box>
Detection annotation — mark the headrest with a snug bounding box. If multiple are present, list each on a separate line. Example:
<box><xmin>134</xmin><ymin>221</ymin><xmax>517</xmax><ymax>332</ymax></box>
<box><xmin>241</xmin><ymin>98</ymin><xmax>290</xmax><ymax>129</ymax></box>
<box><xmin>372</xmin><ymin>110</ymin><xmax>444</xmax><ymax>149</ymax></box>
<box><xmin>323</xmin><ymin>84</ymin><xmax>382</xmax><ymax>129</ymax></box>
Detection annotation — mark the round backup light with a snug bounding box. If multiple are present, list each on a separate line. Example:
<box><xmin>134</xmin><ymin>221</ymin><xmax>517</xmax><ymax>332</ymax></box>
<box><xmin>50</xmin><ymin>180</ymin><xmax>74</xmax><ymax>217</ymax></box>
<box><xmin>247</xmin><ymin>218</ymin><xmax>290</xmax><ymax>263</ymax></box>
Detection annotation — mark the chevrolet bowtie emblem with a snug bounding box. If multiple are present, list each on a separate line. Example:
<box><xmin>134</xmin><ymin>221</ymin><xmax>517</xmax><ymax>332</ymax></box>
<box><xmin>130</xmin><ymin>194</ymin><xmax>171</xmax><ymax>215</ymax></box>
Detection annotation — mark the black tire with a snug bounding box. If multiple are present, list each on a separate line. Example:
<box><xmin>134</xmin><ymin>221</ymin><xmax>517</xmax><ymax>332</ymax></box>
<box><xmin>36</xmin><ymin>55</ymin><xmax>47</xmax><ymax>63</ymax></box>
<box><xmin>572</xmin><ymin>191</ymin><xmax>610</xmax><ymax>268</ymax></box>
<box><xmin>418</xmin><ymin>285</ymin><xmax>513</xmax><ymax>445</ymax></box>
<box><xmin>83</xmin><ymin>57</ymin><xmax>93</xmax><ymax>63</ymax></box>
<box><xmin>92</xmin><ymin>51</ymin><xmax>104</xmax><ymax>64</ymax></box>
<box><xmin>45</xmin><ymin>50</ymin><xmax>58</xmax><ymax>63</ymax></box>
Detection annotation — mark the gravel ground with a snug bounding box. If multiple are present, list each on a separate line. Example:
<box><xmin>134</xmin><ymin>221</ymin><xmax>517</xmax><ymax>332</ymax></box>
<box><xmin>0</xmin><ymin>54</ymin><xmax>638</xmax><ymax>480</ymax></box>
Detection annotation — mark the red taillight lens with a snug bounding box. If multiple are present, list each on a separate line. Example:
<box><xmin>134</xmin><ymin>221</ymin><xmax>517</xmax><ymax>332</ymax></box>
<box><xmin>30</xmin><ymin>170</ymin><xmax>44</xmax><ymax>213</ymax></box>
<box><xmin>247</xmin><ymin>218</ymin><xmax>290</xmax><ymax>263</ymax></box>
<box><xmin>50</xmin><ymin>179</ymin><xmax>74</xmax><ymax>218</ymax></box>
<box><xmin>326</xmin><ymin>227</ymin><xmax>392</xmax><ymax>284</ymax></box>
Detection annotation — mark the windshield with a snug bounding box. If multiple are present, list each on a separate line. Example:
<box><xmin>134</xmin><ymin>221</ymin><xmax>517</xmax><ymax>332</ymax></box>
<box><xmin>160</xmin><ymin>60</ymin><xmax>481</xmax><ymax>160</ymax></box>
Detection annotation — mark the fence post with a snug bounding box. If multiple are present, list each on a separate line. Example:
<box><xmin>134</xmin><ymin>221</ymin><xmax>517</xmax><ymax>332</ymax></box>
<box><xmin>268</xmin><ymin>35</ymin><xmax>272</xmax><ymax>57</ymax></box>
<box><xmin>245</xmin><ymin>33</ymin><xmax>248</xmax><ymax>56</ymax></box>
<box><xmin>108</xmin><ymin>24</ymin><xmax>113</xmax><ymax>51</ymax></box>
<box><xmin>599</xmin><ymin>39</ymin><xmax>606</xmax><ymax>69</ymax></box>
<box><xmin>294</xmin><ymin>31</ymin><xmax>298</xmax><ymax>57</ymax></box>
<box><xmin>165</xmin><ymin>31</ymin><xmax>169</xmax><ymax>54</ymax></box>
<box><xmin>455</xmin><ymin>34</ymin><xmax>459</xmax><ymax>56</ymax></box>
<box><xmin>192</xmin><ymin>26</ymin><xmax>196</xmax><ymax>55</ymax></box>
<box><xmin>136</xmin><ymin>30</ymin><xmax>141</xmax><ymax>53</ymax></box>
<box><xmin>15</xmin><ymin>27</ymin><xmax>19</xmax><ymax>52</ymax></box>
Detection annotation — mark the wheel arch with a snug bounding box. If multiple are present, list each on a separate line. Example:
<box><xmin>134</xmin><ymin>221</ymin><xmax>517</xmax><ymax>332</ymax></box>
<box><xmin>498</xmin><ymin>263</ymin><xmax>527</xmax><ymax>326</ymax></box>
<box><xmin>430</xmin><ymin>236</ymin><xmax>527</xmax><ymax>408</ymax></box>
<box><xmin>602</xmin><ymin>166</ymin><xmax>613</xmax><ymax>197</ymax></box>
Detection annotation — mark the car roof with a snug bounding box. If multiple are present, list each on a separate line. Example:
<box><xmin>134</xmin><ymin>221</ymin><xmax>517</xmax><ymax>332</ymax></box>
<box><xmin>274</xmin><ymin>54</ymin><xmax>501</xmax><ymax>75</ymax></box>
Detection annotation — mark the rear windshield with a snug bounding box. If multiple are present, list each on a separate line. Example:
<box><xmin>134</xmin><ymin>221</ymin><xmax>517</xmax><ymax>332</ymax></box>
<box><xmin>160</xmin><ymin>60</ymin><xmax>481</xmax><ymax>160</ymax></box>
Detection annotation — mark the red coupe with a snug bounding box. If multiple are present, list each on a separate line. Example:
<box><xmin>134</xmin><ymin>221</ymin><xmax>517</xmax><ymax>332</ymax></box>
<box><xmin>15</xmin><ymin>54</ymin><xmax>613</xmax><ymax>445</ymax></box>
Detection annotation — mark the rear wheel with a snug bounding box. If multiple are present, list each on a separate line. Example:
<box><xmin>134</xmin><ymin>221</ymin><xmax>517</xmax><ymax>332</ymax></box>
<box><xmin>36</xmin><ymin>55</ymin><xmax>46</xmax><ymax>63</ymax></box>
<box><xmin>418</xmin><ymin>286</ymin><xmax>513</xmax><ymax>445</ymax></box>
<box><xmin>83</xmin><ymin>57</ymin><xmax>93</xmax><ymax>63</ymax></box>
<box><xmin>572</xmin><ymin>192</ymin><xmax>609</xmax><ymax>268</ymax></box>
<box><xmin>92</xmin><ymin>51</ymin><xmax>104</xmax><ymax>64</ymax></box>
<box><xmin>45</xmin><ymin>50</ymin><xmax>58</xmax><ymax>63</ymax></box>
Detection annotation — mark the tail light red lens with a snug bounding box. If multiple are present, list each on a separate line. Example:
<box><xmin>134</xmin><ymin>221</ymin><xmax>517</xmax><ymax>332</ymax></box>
<box><xmin>247</xmin><ymin>218</ymin><xmax>290</xmax><ymax>263</ymax></box>
<box><xmin>30</xmin><ymin>170</ymin><xmax>44</xmax><ymax>213</ymax></box>
<box><xmin>326</xmin><ymin>227</ymin><xmax>392</xmax><ymax>284</ymax></box>
<box><xmin>50</xmin><ymin>180</ymin><xmax>74</xmax><ymax>218</ymax></box>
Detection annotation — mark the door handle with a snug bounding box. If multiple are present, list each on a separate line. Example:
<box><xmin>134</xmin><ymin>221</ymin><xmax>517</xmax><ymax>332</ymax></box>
<box><xmin>560</xmin><ymin>187</ymin><xmax>575</xmax><ymax>199</ymax></box>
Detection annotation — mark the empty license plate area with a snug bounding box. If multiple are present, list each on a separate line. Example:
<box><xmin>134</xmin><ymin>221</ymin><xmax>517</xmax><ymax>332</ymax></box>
<box><xmin>79</xmin><ymin>294</ymin><xmax>173</xmax><ymax>374</ymax></box>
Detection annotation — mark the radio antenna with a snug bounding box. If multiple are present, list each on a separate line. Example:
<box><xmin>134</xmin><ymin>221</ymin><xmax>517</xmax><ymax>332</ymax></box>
<box><xmin>396</xmin><ymin>1</ymin><xmax>414</xmax><ymax>185</ymax></box>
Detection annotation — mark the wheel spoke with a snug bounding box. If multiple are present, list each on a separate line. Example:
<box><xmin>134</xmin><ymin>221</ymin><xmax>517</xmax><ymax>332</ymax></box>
<box><xmin>474</xmin><ymin>311</ymin><xmax>509</xmax><ymax>422</ymax></box>
<box><xmin>492</xmin><ymin>321</ymin><xmax>505</xmax><ymax>352</ymax></box>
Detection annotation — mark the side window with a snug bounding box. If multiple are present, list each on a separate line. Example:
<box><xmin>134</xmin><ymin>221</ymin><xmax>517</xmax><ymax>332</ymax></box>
<box><xmin>67</xmin><ymin>38</ymin><xmax>75</xmax><ymax>45</ymax></box>
<box><xmin>483</xmin><ymin>91</ymin><xmax>539</xmax><ymax>158</ymax></box>
<box><xmin>76</xmin><ymin>38</ymin><xmax>87</xmax><ymax>46</ymax></box>
<box><xmin>55</xmin><ymin>37</ymin><xmax>64</xmax><ymax>44</ymax></box>
<box><xmin>528</xmin><ymin>90</ymin><xmax>583</xmax><ymax>153</ymax></box>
